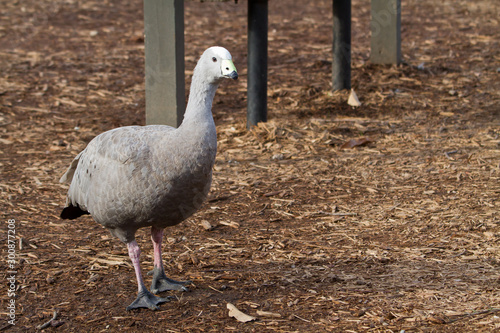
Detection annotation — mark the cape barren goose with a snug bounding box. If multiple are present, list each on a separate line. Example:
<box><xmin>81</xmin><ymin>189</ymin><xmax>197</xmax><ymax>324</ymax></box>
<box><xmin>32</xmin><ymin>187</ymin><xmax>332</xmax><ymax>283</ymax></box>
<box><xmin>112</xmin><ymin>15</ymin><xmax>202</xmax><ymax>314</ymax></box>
<box><xmin>60</xmin><ymin>47</ymin><xmax>238</xmax><ymax>310</ymax></box>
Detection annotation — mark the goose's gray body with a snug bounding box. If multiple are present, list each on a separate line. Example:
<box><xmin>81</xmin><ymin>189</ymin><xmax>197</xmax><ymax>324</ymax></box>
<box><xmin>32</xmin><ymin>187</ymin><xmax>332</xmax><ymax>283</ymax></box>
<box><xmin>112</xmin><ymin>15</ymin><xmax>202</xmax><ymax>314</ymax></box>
<box><xmin>60</xmin><ymin>46</ymin><xmax>237</xmax><ymax>310</ymax></box>
<box><xmin>61</xmin><ymin>123</ymin><xmax>216</xmax><ymax>243</ymax></box>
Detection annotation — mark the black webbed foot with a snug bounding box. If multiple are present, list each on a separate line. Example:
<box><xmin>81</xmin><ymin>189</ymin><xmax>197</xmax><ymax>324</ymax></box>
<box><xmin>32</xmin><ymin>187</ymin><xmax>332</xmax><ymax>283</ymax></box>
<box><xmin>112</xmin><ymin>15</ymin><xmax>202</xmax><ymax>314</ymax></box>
<box><xmin>126</xmin><ymin>289</ymin><xmax>173</xmax><ymax>311</ymax></box>
<box><xmin>149</xmin><ymin>267</ymin><xmax>192</xmax><ymax>294</ymax></box>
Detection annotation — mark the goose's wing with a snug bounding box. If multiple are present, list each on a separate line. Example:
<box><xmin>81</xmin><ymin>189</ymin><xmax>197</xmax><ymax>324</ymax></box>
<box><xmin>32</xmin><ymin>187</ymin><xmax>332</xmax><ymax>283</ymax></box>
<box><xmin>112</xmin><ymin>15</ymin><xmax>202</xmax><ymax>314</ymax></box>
<box><xmin>60</xmin><ymin>125</ymin><xmax>173</xmax><ymax>219</ymax></box>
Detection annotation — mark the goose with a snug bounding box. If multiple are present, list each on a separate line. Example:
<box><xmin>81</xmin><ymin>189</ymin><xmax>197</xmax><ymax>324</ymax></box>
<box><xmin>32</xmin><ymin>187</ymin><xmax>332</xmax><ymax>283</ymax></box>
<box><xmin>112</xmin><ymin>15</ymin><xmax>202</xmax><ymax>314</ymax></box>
<box><xmin>59</xmin><ymin>46</ymin><xmax>238</xmax><ymax>310</ymax></box>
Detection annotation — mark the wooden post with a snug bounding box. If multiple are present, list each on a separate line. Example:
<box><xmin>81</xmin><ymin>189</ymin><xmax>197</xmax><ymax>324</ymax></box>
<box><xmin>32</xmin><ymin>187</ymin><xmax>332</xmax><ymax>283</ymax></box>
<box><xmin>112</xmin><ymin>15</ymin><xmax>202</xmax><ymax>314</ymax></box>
<box><xmin>247</xmin><ymin>0</ymin><xmax>268</xmax><ymax>128</ymax></box>
<box><xmin>332</xmin><ymin>0</ymin><xmax>351</xmax><ymax>91</ymax></box>
<box><xmin>370</xmin><ymin>0</ymin><xmax>401</xmax><ymax>64</ymax></box>
<box><xmin>144</xmin><ymin>0</ymin><xmax>185</xmax><ymax>127</ymax></box>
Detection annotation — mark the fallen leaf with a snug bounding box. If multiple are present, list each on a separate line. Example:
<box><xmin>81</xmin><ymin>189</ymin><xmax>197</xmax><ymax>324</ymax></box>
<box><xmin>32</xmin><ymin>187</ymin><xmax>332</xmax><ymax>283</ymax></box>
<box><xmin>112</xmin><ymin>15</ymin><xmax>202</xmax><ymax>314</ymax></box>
<box><xmin>200</xmin><ymin>220</ymin><xmax>214</xmax><ymax>231</ymax></box>
<box><xmin>339</xmin><ymin>137</ymin><xmax>374</xmax><ymax>149</ymax></box>
<box><xmin>347</xmin><ymin>89</ymin><xmax>361</xmax><ymax>107</ymax></box>
<box><xmin>227</xmin><ymin>303</ymin><xmax>256</xmax><ymax>323</ymax></box>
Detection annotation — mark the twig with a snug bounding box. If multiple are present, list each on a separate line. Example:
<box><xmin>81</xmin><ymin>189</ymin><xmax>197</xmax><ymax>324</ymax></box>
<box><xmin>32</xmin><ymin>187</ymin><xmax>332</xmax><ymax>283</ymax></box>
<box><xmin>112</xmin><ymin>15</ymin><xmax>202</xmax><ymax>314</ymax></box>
<box><xmin>293</xmin><ymin>314</ymin><xmax>311</xmax><ymax>323</ymax></box>
<box><xmin>37</xmin><ymin>310</ymin><xmax>58</xmax><ymax>330</ymax></box>
<box><xmin>85</xmin><ymin>315</ymin><xmax>108</xmax><ymax>324</ymax></box>
<box><xmin>208</xmin><ymin>285</ymin><xmax>224</xmax><ymax>293</ymax></box>
<box><xmin>256</xmin><ymin>203</ymin><xmax>269</xmax><ymax>215</ymax></box>
<box><xmin>286</xmin><ymin>237</ymin><xmax>340</xmax><ymax>250</ymax></box>
<box><xmin>318</xmin><ymin>211</ymin><xmax>357</xmax><ymax>216</ymax></box>
<box><xmin>202</xmin><ymin>268</ymin><xmax>245</xmax><ymax>272</ymax></box>
<box><xmin>444</xmin><ymin>150</ymin><xmax>459</xmax><ymax>160</ymax></box>
<box><xmin>0</xmin><ymin>323</ymin><xmax>14</xmax><ymax>331</ymax></box>
<box><xmin>446</xmin><ymin>308</ymin><xmax>500</xmax><ymax>324</ymax></box>
<box><xmin>208</xmin><ymin>194</ymin><xmax>232</xmax><ymax>202</ymax></box>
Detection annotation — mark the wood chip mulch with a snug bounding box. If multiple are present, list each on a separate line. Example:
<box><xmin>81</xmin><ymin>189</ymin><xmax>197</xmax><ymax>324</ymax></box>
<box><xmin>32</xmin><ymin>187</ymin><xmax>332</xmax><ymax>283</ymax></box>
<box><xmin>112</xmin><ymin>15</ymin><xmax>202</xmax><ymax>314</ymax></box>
<box><xmin>0</xmin><ymin>0</ymin><xmax>499</xmax><ymax>332</ymax></box>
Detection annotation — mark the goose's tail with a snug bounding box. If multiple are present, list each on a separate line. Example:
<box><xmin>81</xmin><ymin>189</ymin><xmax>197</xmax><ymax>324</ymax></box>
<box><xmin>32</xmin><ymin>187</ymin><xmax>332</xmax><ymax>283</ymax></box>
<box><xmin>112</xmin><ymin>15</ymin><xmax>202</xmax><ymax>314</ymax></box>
<box><xmin>60</xmin><ymin>204</ymin><xmax>89</xmax><ymax>220</ymax></box>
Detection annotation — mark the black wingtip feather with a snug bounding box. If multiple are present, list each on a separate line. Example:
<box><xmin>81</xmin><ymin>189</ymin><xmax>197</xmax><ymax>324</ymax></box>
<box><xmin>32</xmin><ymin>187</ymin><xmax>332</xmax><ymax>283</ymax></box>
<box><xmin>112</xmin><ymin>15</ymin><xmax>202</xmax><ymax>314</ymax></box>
<box><xmin>60</xmin><ymin>204</ymin><xmax>90</xmax><ymax>220</ymax></box>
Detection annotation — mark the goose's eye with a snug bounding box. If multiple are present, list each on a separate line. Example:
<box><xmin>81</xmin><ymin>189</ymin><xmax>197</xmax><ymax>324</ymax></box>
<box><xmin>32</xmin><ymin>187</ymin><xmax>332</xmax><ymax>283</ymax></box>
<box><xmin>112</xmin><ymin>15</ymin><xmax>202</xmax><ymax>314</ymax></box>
<box><xmin>212</xmin><ymin>57</ymin><xmax>217</xmax><ymax>62</ymax></box>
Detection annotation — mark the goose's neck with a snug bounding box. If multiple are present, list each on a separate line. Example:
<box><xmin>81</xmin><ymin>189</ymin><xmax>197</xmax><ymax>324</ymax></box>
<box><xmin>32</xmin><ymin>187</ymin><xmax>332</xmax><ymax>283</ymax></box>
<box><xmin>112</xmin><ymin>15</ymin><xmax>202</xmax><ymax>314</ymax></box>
<box><xmin>180</xmin><ymin>72</ymin><xmax>219</xmax><ymax>129</ymax></box>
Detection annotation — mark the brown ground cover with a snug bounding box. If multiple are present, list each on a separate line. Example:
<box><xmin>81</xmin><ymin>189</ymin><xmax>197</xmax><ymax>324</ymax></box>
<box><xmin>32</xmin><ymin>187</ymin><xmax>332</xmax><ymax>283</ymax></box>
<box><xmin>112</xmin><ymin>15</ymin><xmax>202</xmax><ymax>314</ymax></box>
<box><xmin>0</xmin><ymin>0</ymin><xmax>499</xmax><ymax>331</ymax></box>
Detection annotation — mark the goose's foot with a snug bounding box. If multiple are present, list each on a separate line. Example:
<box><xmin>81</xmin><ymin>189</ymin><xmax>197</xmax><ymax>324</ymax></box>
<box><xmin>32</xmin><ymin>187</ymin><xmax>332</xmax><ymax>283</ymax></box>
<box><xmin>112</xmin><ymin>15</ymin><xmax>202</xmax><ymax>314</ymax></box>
<box><xmin>126</xmin><ymin>289</ymin><xmax>173</xmax><ymax>311</ymax></box>
<box><xmin>150</xmin><ymin>266</ymin><xmax>192</xmax><ymax>294</ymax></box>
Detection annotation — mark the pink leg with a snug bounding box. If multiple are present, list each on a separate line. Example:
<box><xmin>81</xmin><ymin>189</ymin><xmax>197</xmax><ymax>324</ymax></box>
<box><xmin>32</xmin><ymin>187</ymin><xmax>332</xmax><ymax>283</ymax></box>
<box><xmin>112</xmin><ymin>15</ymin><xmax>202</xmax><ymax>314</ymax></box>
<box><xmin>151</xmin><ymin>226</ymin><xmax>164</xmax><ymax>270</ymax></box>
<box><xmin>127</xmin><ymin>240</ymin><xmax>147</xmax><ymax>292</ymax></box>
<box><xmin>149</xmin><ymin>226</ymin><xmax>191</xmax><ymax>294</ymax></box>
<box><xmin>126</xmin><ymin>240</ymin><xmax>171</xmax><ymax>310</ymax></box>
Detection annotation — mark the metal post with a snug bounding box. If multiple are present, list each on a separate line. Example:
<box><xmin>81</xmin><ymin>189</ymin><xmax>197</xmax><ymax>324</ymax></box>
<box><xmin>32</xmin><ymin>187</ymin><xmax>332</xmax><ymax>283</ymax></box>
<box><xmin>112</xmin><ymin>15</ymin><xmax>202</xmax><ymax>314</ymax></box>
<box><xmin>370</xmin><ymin>0</ymin><xmax>401</xmax><ymax>64</ymax></box>
<box><xmin>247</xmin><ymin>0</ymin><xmax>268</xmax><ymax>128</ymax></box>
<box><xmin>144</xmin><ymin>0</ymin><xmax>185</xmax><ymax>127</ymax></box>
<box><xmin>332</xmin><ymin>0</ymin><xmax>351</xmax><ymax>91</ymax></box>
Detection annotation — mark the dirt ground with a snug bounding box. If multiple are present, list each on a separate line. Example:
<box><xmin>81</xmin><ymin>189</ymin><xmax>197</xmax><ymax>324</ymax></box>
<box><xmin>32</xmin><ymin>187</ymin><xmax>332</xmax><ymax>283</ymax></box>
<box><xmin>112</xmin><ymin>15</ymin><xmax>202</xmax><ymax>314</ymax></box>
<box><xmin>1</xmin><ymin>0</ymin><xmax>499</xmax><ymax>332</ymax></box>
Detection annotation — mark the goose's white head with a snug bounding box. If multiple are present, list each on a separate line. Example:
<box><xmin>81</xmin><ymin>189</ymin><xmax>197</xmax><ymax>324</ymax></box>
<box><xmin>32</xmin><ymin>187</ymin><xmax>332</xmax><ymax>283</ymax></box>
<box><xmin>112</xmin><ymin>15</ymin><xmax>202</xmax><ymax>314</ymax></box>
<box><xmin>197</xmin><ymin>46</ymin><xmax>238</xmax><ymax>84</ymax></box>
